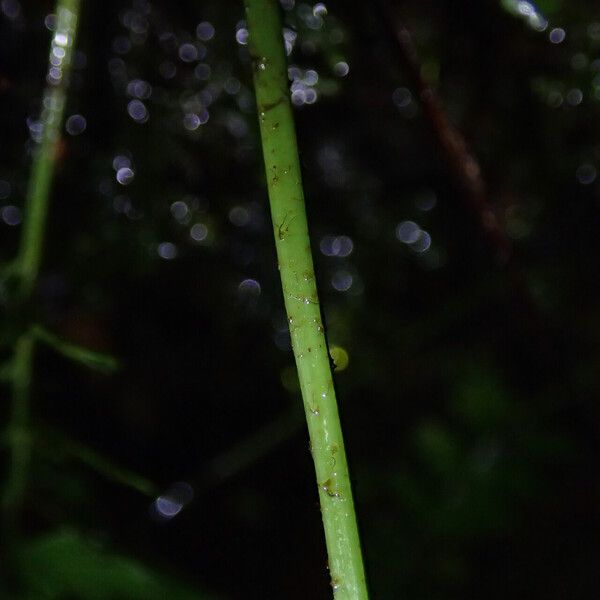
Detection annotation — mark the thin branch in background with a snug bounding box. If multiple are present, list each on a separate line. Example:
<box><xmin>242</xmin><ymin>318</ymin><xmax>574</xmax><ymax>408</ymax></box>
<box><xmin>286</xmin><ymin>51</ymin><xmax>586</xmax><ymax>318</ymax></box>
<box><xmin>379</xmin><ymin>1</ymin><xmax>513</xmax><ymax>267</ymax></box>
<box><xmin>0</xmin><ymin>425</ymin><xmax>159</xmax><ymax>498</ymax></box>
<box><xmin>203</xmin><ymin>403</ymin><xmax>303</xmax><ymax>487</ymax></box>
<box><xmin>243</xmin><ymin>0</ymin><xmax>369</xmax><ymax>597</ymax></box>
<box><xmin>379</xmin><ymin>1</ymin><xmax>547</xmax><ymax>326</ymax></box>
<box><xmin>151</xmin><ymin>404</ymin><xmax>304</xmax><ymax>517</ymax></box>
<box><xmin>2</xmin><ymin>0</ymin><xmax>82</xmax><ymax>536</ymax></box>
<box><xmin>32</xmin><ymin>325</ymin><xmax>120</xmax><ymax>374</ymax></box>
<box><xmin>41</xmin><ymin>428</ymin><xmax>159</xmax><ymax>498</ymax></box>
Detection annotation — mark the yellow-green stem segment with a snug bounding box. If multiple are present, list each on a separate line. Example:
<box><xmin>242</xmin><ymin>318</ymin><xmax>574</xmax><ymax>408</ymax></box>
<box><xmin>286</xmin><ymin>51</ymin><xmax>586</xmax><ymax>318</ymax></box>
<box><xmin>243</xmin><ymin>1</ymin><xmax>368</xmax><ymax>597</ymax></box>
<box><xmin>2</xmin><ymin>0</ymin><xmax>81</xmax><ymax>533</ymax></box>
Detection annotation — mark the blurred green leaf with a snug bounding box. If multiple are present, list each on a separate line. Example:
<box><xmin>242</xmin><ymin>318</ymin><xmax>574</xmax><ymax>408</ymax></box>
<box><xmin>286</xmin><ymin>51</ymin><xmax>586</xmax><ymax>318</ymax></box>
<box><xmin>13</xmin><ymin>529</ymin><xmax>214</xmax><ymax>600</ymax></box>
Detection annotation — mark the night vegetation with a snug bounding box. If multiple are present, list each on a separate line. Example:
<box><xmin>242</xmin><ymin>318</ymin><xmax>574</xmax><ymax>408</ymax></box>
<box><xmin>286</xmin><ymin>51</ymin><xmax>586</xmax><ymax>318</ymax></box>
<box><xmin>1</xmin><ymin>0</ymin><xmax>599</xmax><ymax>598</ymax></box>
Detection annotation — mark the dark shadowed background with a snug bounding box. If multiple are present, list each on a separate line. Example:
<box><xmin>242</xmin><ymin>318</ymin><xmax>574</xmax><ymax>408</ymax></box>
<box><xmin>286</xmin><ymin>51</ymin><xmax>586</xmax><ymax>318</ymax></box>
<box><xmin>1</xmin><ymin>0</ymin><xmax>600</xmax><ymax>598</ymax></box>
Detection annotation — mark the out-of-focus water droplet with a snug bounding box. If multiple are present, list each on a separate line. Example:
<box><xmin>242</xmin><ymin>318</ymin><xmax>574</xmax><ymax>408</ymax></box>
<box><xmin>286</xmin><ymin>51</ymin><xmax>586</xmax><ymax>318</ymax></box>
<box><xmin>505</xmin><ymin>0</ymin><xmax>547</xmax><ymax>31</ymax></box>
<box><xmin>288</xmin><ymin>65</ymin><xmax>301</xmax><ymax>81</ymax></box>
<box><xmin>304</xmin><ymin>88</ymin><xmax>318</xmax><ymax>104</ymax></box>
<box><xmin>127</xmin><ymin>99</ymin><xmax>148</xmax><ymax>123</ymax></box>
<box><xmin>116</xmin><ymin>167</ymin><xmax>134</xmax><ymax>185</ymax></box>
<box><xmin>170</xmin><ymin>200</ymin><xmax>189</xmax><ymax>222</ymax></box>
<box><xmin>196</xmin><ymin>21</ymin><xmax>215</xmax><ymax>41</ymax></box>
<box><xmin>179</xmin><ymin>42</ymin><xmax>198</xmax><ymax>62</ymax></box>
<box><xmin>44</xmin><ymin>13</ymin><xmax>56</xmax><ymax>31</ymax></box>
<box><xmin>2</xmin><ymin>0</ymin><xmax>21</xmax><ymax>20</ymax></box>
<box><xmin>411</xmin><ymin>230</ymin><xmax>432</xmax><ymax>253</ymax></box>
<box><xmin>333</xmin><ymin>61</ymin><xmax>349</xmax><ymax>77</ymax></box>
<box><xmin>126</xmin><ymin>78</ymin><xmax>152</xmax><ymax>99</ymax></box>
<box><xmin>183</xmin><ymin>113</ymin><xmax>201</xmax><ymax>131</ymax></box>
<box><xmin>108</xmin><ymin>57</ymin><xmax>126</xmax><ymax>80</ymax></box>
<box><xmin>304</xmin><ymin>69</ymin><xmax>318</xmax><ymax>86</ymax></box>
<box><xmin>571</xmin><ymin>52</ymin><xmax>588</xmax><ymax>70</ymax></box>
<box><xmin>190</xmin><ymin>109</ymin><xmax>209</xmax><ymax>128</ymax></box>
<box><xmin>549</xmin><ymin>27</ymin><xmax>566</xmax><ymax>44</ymax></box>
<box><xmin>224</xmin><ymin>77</ymin><xmax>241</xmax><ymax>95</ymax></box>
<box><xmin>151</xmin><ymin>481</ymin><xmax>194</xmax><ymax>521</ymax></box>
<box><xmin>155</xmin><ymin>496</ymin><xmax>181</xmax><ymax>517</ymax></box>
<box><xmin>320</xmin><ymin>235</ymin><xmax>353</xmax><ymax>257</ymax></box>
<box><xmin>416</xmin><ymin>190</ymin><xmax>437</xmax><ymax>211</ymax></box>
<box><xmin>1</xmin><ymin>205</ymin><xmax>21</xmax><ymax>226</ymax></box>
<box><xmin>313</xmin><ymin>3</ymin><xmax>327</xmax><ymax>17</ymax></box>
<box><xmin>392</xmin><ymin>87</ymin><xmax>412</xmax><ymax>109</ymax></box>
<box><xmin>236</xmin><ymin>27</ymin><xmax>249</xmax><ymax>45</ymax></box>
<box><xmin>291</xmin><ymin>89</ymin><xmax>306</xmax><ymax>106</ymax></box>
<box><xmin>157</xmin><ymin>242</ymin><xmax>177</xmax><ymax>260</ymax></box>
<box><xmin>226</xmin><ymin>114</ymin><xmax>248</xmax><ymax>138</ymax></box>
<box><xmin>54</xmin><ymin>32</ymin><xmax>70</xmax><ymax>47</ymax></box>
<box><xmin>229</xmin><ymin>206</ymin><xmax>250</xmax><ymax>227</ymax></box>
<box><xmin>576</xmin><ymin>163</ymin><xmax>597</xmax><ymax>185</ymax></box>
<box><xmin>190</xmin><ymin>222</ymin><xmax>208</xmax><ymax>241</ymax></box>
<box><xmin>546</xmin><ymin>90</ymin><xmax>563</xmax><ymax>108</ymax></box>
<box><xmin>588</xmin><ymin>22</ymin><xmax>600</xmax><ymax>41</ymax></box>
<box><xmin>284</xmin><ymin>28</ymin><xmax>297</xmax><ymax>56</ymax></box>
<box><xmin>396</xmin><ymin>220</ymin><xmax>421</xmax><ymax>244</ymax></box>
<box><xmin>331</xmin><ymin>270</ymin><xmax>353</xmax><ymax>292</ymax></box>
<box><xmin>65</xmin><ymin>114</ymin><xmax>86</xmax><ymax>135</ymax></box>
<box><xmin>238</xmin><ymin>278</ymin><xmax>261</xmax><ymax>296</ymax></box>
<box><xmin>194</xmin><ymin>63</ymin><xmax>211</xmax><ymax>81</ymax></box>
<box><xmin>112</xmin><ymin>155</ymin><xmax>131</xmax><ymax>171</ymax></box>
<box><xmin>566</xmin><ymin>88</ymin><xmax>583</xmax><ymax>106</ymax></box>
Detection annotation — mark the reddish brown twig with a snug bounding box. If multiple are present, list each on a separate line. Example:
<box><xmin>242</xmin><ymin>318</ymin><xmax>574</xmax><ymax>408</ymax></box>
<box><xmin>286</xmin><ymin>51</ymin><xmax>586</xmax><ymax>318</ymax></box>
<box><xmin>376</xmin><ymin>2</ymin><xmax>554</xmax><ymax>331</ymax></box>
<box><xmin>382</xmin><ymin>6</ymin><xmax>513</xmax><ymax>267</ymax></box>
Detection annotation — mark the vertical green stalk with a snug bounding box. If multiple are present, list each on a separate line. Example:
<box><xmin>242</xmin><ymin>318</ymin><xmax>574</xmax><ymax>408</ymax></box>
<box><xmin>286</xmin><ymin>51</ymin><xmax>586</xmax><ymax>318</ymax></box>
<box><xmin>2</xmin><ymin>335</ymin><xmax>34</xmax><ymax>529</ymax></box>
<box><xmin>2</xmin><ymin>0</ymin><xmax>81</xmax><ymax>533</ymax></box>
<box><xmin>243</xmin><ymin>1</ymin><xmax>368</xmax><ymax>597</ymax></box>
<box><xmin>19</xmin><ymin>0</ymin><xmax>81</xmax><ymax>297</ymax></box>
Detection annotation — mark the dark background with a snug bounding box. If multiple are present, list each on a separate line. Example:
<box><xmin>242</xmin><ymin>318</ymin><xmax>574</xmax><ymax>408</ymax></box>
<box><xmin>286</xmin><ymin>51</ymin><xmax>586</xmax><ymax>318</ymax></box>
<box><xmin>1</xmin><ymin>0</ymin><xmax>600</xmax><ymax>597</ymax></box>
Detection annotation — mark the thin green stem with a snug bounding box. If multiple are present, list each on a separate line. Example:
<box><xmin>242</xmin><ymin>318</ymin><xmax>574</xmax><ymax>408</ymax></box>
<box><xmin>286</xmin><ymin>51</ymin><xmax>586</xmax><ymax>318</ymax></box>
<box><xmin>42</xmin><ymin>428</ymin><xmax>159</xmax><ymax>497</ymax></box>
<box><xmin>2</xmin><ymin>0</ymin><xmax>81</xmax><ymax>535</ymax></box>
<box><xmin>243</xmin><ymin>1</ymin><xmax>368</xmax><ymax>597</ymax></box>
<box><xmin>2</xmin><ymin>333</ymin><xmax>34</xmax><ymax>531</ymax></box>
<box><xmin>18</xmin><ymin>0</ymin><xmax>81</xmax><ymax>298</ymax></box>
<box><xmin>32</xmin><ymin>324</ymin><xmax>120</xmax><ymax>374</ymax></box>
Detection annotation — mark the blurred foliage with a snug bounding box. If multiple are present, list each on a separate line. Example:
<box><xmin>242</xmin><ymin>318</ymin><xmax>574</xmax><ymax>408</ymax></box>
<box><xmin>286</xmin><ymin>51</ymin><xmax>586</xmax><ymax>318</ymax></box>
<box><xmin>12</xmin><ymin>528</ymin><xmax>209</xmax><ymax>599</ymax></box>
<box><xmin>1</xmin><ymin>0</ymin><xmax>600</xmax><ymax>598</ymax></box>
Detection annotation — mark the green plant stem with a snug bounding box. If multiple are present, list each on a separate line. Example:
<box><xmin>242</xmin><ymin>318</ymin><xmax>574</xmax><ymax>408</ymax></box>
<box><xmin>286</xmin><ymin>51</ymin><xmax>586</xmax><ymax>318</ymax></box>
<box><xmin>2</xmin><ymin>333</ymin><xmax>34</xmax><ymax>529</ymax></box>
<box><xmin>18</xmin><ymin>0</ymin><xmax>81</xmax><ymax>298</ymax></box>
<box><xmin>32</xmin><ymin>324</ymin><xmax>120</xmax><ymax>373</ymax></box>
<box><xmin>2</xmin><ymin>0</ymin><xmax>81</xmax><ymax>534</ymax></box>
<box><xmin>41</xmin><ymin>428</ymin><xmax>159</xmax><ymax>497</ymax></box>
<box><xmin>243</xmin><ymin>1</ymin><xmax>368</xmax><ymax>597</ymax></box>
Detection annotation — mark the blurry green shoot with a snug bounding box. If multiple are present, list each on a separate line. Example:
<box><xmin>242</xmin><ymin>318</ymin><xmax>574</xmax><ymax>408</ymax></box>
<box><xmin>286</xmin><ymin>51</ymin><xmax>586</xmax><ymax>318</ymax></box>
<box><xmin>32</xmin><ymin>325</ymin><xmax>120</xmax><ymax>374</ymax></box>
<box><xmin>2</xmin><ymin>0</ymin><xmax>82</xmax><ymax>534</ymax></box>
